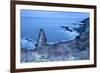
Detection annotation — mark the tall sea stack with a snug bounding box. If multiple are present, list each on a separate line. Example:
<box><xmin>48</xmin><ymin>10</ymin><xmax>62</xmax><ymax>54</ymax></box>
<box><xmin>36</xmin><ymin>29</ymin><xmax>47</xmax><ymax>49</ymax></box>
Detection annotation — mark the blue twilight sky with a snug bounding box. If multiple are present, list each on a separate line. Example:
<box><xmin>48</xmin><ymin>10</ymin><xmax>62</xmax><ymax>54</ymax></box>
<box><xmin>21</xmin><ymin>9</ymin><xmax>89</xmax><ymax>43</ymax></box>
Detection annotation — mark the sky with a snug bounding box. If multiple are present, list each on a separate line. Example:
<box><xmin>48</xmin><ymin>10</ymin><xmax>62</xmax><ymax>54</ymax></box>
<box><xmin>21</xmin><ymin>9</ymin><xmax>89</xmax><ymax>44</ymax></box>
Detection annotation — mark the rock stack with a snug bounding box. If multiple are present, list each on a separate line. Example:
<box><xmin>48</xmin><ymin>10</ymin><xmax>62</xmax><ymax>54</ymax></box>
<box><xmin>36</xmin><ymin>28</ymin><xmax>47</xmax><ymax>50</ymax></box>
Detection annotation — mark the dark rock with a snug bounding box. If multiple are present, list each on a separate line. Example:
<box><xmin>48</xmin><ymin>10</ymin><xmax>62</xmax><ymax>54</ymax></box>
<box><xmin>36</xmin><ymin>28</ymin><xmax>47</xmax><ymax>50</ymax></box>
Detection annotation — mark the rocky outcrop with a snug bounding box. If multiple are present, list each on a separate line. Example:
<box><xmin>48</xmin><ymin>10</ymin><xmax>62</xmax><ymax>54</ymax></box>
<box><xmin>36</xmin><ymin>29</ymin><xmax>47</xmax><ymax>50</ymax></box>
